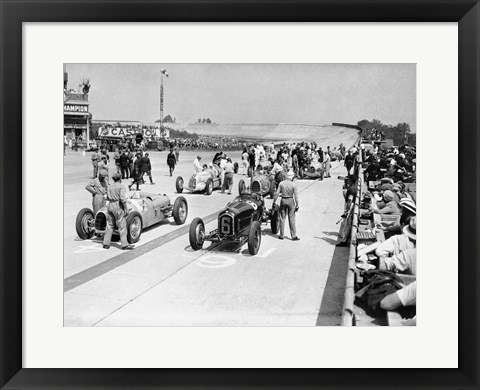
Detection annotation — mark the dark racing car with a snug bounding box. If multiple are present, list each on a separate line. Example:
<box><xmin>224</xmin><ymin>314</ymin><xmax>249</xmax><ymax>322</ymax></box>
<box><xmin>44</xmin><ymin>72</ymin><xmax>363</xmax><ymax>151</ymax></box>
<box><xmin>189</xmin><ymin>192</ymin><xmax>279</xmax><ymax>255</ymax></box>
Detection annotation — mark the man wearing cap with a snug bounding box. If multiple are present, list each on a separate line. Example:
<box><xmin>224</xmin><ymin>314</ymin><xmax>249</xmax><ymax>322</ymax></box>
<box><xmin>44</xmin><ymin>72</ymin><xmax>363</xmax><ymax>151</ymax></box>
<box><xmin>221</xmin><ymin>158</ymin><xmax>235</xmax><ymax>194</ymax></box>
<box><xmin>91</xmin><ymin>151</ymin><xmax>99</xmax><ymax>179</ymax></box>
<box><xmin>141</xmin><ymin>152</ymin><xmax>155</xmax><ymax>184</ymax></box>
<box><xmin>85</xmin><ymin>177</ymin><xmax>107</xmax><ymax>214</ymax></box>
<box><xmin>193</xmin><ymin>155</ymin><xmax>203</xmax><ymax>173</ymax></box>
<box><xmin>371</xmin><ymin>190</ymin><xmax>401</xmax><ymax>215</ymax></box>
<box><xmin>324</xmin><ymin>151</ymin><xmax>331</xmax><ymax>178</ymax></box>
<box><xmin>273</xmin><ymin>171</ymin><xmax>300</xmax><ymax>241</ymax></box>
<box><xmin>167</xmin><ymin>149</ymin><xmax>176</xmax><ymax>176</ymax></box>
<box><xmin>97</xmin><ymin>156</ymin><xmax>109</xmax><ymax>187</ymax></box>
<box><xmin>344</xmin><ymin>150</ymin><xmax>354</xmax><ymax>175</ymax></box>
<box><xmin>103</xmin><ymin>173</ymin><xmax>134</xmax><ymax>250</ymax></box>
<box><xmin>128</xmin><ymin>153</ymin><xmax>143</xmax><ymax>191</ymax></box>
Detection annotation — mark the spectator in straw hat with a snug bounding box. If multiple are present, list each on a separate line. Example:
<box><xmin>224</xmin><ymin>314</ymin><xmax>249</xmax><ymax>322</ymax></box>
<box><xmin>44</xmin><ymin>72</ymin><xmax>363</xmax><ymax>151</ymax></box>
<box><xmin>378</xmin><ymin>197</ymin><xmax>416</xmax><ymax>238</ymax></box>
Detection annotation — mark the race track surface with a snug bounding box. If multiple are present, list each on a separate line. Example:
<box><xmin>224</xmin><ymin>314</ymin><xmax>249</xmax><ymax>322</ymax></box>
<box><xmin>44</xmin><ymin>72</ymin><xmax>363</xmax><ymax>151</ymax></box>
<box><xmin>64</xmin><ymin>125</ymin><xmax>358</xmax><ymax>326</ymax></box>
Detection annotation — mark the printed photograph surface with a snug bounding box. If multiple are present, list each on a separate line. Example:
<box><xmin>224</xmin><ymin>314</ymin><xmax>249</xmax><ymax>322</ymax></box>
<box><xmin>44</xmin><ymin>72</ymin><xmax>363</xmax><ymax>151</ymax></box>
<box><xmin>63</xmin><ymin>64</ymin><xmax>416</xmax><ymax>326</ymax></box>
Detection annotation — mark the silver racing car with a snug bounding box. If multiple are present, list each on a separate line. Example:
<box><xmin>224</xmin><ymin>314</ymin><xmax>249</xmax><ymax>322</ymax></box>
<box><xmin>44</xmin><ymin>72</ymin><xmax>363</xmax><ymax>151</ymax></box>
<box><xmin>75</xmin><ymin>191</ymin><xmax>188</xmax><ymax>244</ymax></box>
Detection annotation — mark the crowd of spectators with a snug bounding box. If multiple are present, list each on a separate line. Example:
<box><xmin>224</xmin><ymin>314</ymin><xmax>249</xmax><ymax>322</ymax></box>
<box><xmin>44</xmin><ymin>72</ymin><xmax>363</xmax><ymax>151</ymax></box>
<box><xmin>352</xmin><ymin>139</ymin><xmax>417</xmax><ymax>324</ymax></box>
<box><xmin>240</xmin><ymin>141</ymin><xmax>348</xmax><ymax>180</ymax></box>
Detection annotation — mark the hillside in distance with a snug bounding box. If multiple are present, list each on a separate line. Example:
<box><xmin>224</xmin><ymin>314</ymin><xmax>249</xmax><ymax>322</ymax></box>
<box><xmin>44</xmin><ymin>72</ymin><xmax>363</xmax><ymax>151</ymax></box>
<box><xmin>168</xmin><ymin>123</ymin><xmax>361</xmax><ymax>149</ymax></box>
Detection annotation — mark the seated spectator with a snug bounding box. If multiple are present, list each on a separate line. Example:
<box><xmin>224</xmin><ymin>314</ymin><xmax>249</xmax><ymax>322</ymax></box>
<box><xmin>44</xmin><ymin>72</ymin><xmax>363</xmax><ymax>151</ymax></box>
<box><xmin>378</xmin><ymin>197</ymin><xmax>416</xmax><ymax>236</ymax></box>
<box><xmin>375</xmin><ymin>217</ymin><xmax>416</xmax><ymax>259</ymax></box>
<box><xmin>371</xmin><ymin>190</ymin><xmax>401</xmax><ymax>215</ymax></box>
<box><xmin>380</xmin><ymin>248</ymin><xmax>416</xmax><ymax>275</ymax></box>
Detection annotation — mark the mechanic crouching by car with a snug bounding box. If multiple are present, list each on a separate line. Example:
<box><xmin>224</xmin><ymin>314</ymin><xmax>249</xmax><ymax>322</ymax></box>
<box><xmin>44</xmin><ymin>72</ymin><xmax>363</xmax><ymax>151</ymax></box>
<box><xmin>273</xmin><ymin>171</ymin><xmax>300</xmax><ymax>241</ymax></box>
<box><xmin>103</xmin><ymin>173</ymin><xmax>134</xmax><ymax>250</ymax></box>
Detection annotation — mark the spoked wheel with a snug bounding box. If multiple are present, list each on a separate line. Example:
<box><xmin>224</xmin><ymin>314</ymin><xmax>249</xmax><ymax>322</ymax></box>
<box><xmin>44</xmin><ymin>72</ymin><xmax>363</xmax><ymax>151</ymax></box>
<box><xmin>248</xmin><ymin>221</ymin><xmax>261</xmax><ymax>255</ymax></box>
<box><xmin>173</xmin><ymin>196</ymin><xmax>188</xmax><ymax>225</ymax></box>
<box><xmin>126</xmin><ymin>211</ymin><xmax>142</xmax><ymax>244</ymax></box>
<box><xmin>189</xmin><ymin>217</ymin><xmax>205</xmax><ymax>250</ymax></box>
<box><xmin>175</xmin><ymin>176</ymin><xmax>184</xmax><ymax>193</ymax></box>
<box><xmin>75</xmin><ymin>208</ymin><xmax>95</xmax><ymax>239</ymax></box>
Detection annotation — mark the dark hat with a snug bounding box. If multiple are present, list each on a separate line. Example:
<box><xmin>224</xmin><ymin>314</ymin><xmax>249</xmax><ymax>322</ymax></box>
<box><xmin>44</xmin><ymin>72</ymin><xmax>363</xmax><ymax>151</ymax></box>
<box><xmin>112</xmin><ymin>172</ymin><xmax>122</xmax><ymax>181</ymax></box>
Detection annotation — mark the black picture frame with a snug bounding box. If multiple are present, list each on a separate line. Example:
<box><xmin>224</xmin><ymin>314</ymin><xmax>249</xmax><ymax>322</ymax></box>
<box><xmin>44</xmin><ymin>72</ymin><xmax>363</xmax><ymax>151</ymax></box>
<box><xmin>1</xmin><ymin>0</ymin><xmax>478</xmax><ymax>388</ymax></box>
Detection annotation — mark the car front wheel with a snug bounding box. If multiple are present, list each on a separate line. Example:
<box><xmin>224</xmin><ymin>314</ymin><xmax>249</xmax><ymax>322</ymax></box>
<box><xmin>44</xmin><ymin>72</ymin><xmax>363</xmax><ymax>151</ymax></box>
<box><xmin>247</xmin><ymin>220</ymin><xmax>261</xmax><ymax>255</ymax></box>
<box><xmin>75</xmin><ymin>208</ymin><xmax>95</xmax><ymax>239</ymax></box>
<box><xmin>189</xmin><ymin>217</ymin><xmax>205</xmax><ymax>250</ymax></box>
<box><xmin>126</xmin><ymin>211</ymin><xmax>143</xmax><ymax>244</ymax></box>
<box><xmin>175</xmin><ymin>176</ymin><xmax>184</xmax><ymax>193</ymax></box>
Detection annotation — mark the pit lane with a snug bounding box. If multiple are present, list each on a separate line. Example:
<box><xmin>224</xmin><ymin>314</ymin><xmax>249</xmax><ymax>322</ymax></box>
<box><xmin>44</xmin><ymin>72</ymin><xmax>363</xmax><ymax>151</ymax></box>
<box><xmin>64</xmin><ymin>149</ymin><xmax>349</xmax><ymax>326</ymax></box>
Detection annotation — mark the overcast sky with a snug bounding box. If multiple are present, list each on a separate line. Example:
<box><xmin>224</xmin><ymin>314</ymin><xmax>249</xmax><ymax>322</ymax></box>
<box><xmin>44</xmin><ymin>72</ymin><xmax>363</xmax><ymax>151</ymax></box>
<box><xmin>65</xmin><ymin>63</ymin><xmax>416</xmax><ymax>132</ymax></box>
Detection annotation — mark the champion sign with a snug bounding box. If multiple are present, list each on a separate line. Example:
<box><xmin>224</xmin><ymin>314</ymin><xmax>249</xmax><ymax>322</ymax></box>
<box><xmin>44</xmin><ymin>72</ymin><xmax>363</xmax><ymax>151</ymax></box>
<box><xmin>64</xmin><ymin>104</ymin><xmax>89</xmax><ymax>113</ymax></box>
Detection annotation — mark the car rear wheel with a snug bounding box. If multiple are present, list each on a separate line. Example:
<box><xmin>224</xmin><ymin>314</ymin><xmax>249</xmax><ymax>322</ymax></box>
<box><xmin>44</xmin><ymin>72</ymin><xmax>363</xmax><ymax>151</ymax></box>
<box><xmin>75</xmin><ymin>208</ymin><xmax>95</xmax><ymax>239</ymax></box>
<box><xmin>189</xmin><ymin>217</ymin><xmax>205</xmax><ymax>250</ymax></box>
<box><xmin>126</xmin><ymin>211</ymin><xmax>143</xmax><ymax>244</ymax></box>
<box><xmin>175</xmin><ymin>176</ymin><xmax>184</xmax><ymax>193</ymax></box>
<box><xmin>173</xmin><ymin>196</ymin><xmax>188</xmax><ymax>225</ymax></box>
<box><xmin>205</xmin><ymin>178</ymin><xmax>213</xmax><ymax>195</ymax></box>
<box><xmin>238</xmin><ymin>179</ymin><xmax>246</xmax><ymax>195</ymax></box>
<box><xmin>248</xmin><ymin>220</ymin><xmax>261</xmax><ymax>255</ymax></box>
<box><xmin>270</xmin><ymin>208</ymin><xmax>279</xmax><ymax>234</ymax></box>
<box><xmin>269</xmin><ymin>182</ymin><xmax>276</xmax><ymax>199</ymax></box>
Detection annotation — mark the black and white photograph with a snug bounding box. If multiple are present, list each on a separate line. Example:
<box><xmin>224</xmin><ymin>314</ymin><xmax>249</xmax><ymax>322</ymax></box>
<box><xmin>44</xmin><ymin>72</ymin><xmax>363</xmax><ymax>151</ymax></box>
<box><xmin>64</xmin><ymin>63</ymin><xmax>416</xmax><ymax>327</ymax></box>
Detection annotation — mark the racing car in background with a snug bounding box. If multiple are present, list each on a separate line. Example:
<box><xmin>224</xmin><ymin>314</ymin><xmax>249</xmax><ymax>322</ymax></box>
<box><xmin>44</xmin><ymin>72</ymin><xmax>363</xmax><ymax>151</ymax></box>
<box><xmin>238</xmin><ymin>170</ymin><xmax>277</xmax><ymax>199</ymax></box>
<box><xmin>189</xmin><ymin>192</ymin><xmax>279</xmax><ymax>255</ymax></box>
<box><xmin>75</xmin><ymin>191</ymin><xmax>188</xmax><ymax>244</ymax></box>
<box><xmin>300</xmin><ymin>160</ymin><xmax>324</xmax><ymax>180</ymax></box>
<box><xmin>175</xmin><ymin>165</ymin><xmax>223</xmax><ymax>195</ymax></box>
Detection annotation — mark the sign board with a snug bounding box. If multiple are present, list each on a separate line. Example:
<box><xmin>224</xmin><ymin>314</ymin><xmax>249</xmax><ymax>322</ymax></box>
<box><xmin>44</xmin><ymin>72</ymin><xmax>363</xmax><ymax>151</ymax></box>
<box><xmin>64</xmin><ymin>104</ymin><xmax>89</xmax><ymax>113</ymax></box>
<box><xmin>99</xmin><ymin>126</ymin><xmax>163</xmax><ymax>138</ymax></box>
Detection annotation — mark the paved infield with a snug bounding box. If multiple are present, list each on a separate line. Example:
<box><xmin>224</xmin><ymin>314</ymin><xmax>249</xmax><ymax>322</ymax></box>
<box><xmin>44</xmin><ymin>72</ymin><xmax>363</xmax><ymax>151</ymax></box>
<box><xmin>64</xmin><ymin>148</ymin><xmax>350</xmax><ymax>326</ymax></box>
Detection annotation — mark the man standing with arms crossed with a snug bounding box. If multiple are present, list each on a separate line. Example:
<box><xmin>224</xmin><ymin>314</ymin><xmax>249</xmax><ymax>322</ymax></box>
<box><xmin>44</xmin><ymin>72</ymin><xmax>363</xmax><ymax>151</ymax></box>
<box><xmin>103</xmin><ymin>173</ymin><xmax>134</xmax><ymax>250</ymax></box>
<box><xmin>273</xmin><ymin>171</ymin><xmax>300</xmax><ymax>241</ymax></box>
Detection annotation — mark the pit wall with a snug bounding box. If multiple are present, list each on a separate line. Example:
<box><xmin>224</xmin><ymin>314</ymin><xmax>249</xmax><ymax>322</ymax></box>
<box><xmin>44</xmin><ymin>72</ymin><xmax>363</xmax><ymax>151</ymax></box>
<box><xmin>335</xmin><ymin>126</ymin><xmax>363</xmax><ymax>326</ymax></box>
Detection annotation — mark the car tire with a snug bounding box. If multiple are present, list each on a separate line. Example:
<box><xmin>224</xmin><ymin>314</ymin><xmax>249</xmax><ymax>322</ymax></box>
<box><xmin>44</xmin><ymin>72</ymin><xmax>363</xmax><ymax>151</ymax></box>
<box><xmin>126</xmin><ymin>211</ymin><xmax>143</xmax><ymax>244</ymax></box>
<box><xmin>75</xmin><ymin>208</ymin><xmax>95</xmax><ymax>239</ymax></box>
<box><xmin>175</xmin><ymin>176</ymin><xmax>184</xmax><ymax>193</ymax></box>
<box><xmin>238</xmin><ymin>179</ymin><xmax>246</xmax><ymax>195</ymax></box>
<box><xmin>270</xmin><ymin>209</ymin><xmax>279</xmax><ymax>234</ymax></box>
<box><xmin>269</xmin><ymin>182</ymin><xmax>275</xmax><ymax>199</ymax></box>
<box><xmin>233</xmin><ymin>162</ymin><xmax>239</xmax><ymax>174</ymax></box>
<box><xmin>189</xmin><ymin>217</ymin><xmax>205</xmax><ymax>250</ymax></box>
<box><xmin>248</xmin><ymin>220</ymin><xmax>261</xmax><ymax>255</ymax></box>
<box><xmin>173</xmin><ymin>196</ymin><xmax>188</xmax><ymax>225</ymax></box>
<box><xmin>205</xmin><ymin>178</ymin><xmax>213</xmax><ymax>195</ymax></box>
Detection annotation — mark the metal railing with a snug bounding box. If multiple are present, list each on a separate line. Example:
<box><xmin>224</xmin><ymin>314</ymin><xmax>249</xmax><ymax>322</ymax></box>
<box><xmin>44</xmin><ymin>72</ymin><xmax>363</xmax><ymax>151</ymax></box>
<box><xmin>341</xmin><ymin>136</ymin><xmax>364</xmax><ymax>326</ymax></box>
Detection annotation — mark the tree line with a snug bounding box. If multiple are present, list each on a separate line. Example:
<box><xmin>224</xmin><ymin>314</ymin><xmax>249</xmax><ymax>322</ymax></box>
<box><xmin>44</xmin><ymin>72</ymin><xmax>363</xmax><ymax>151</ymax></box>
<box><xmin>357</xmin><ymin>119</ymin><xmax>416</xmax><ymax>146</ymax></box>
